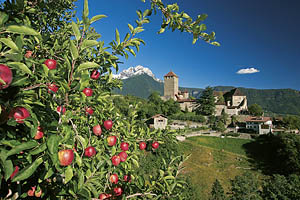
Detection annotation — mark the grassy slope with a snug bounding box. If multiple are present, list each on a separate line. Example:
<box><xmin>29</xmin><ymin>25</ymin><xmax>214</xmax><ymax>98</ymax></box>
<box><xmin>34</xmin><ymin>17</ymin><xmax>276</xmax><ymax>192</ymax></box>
<box><xmin>179</xmin><ymin>136</ymin><xmax>264</xmax><ymax>200</ymax></box>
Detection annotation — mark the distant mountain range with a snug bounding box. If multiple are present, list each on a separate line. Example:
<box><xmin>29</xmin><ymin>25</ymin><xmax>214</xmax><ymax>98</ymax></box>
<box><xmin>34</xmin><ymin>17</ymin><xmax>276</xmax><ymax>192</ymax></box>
<box><xmin>113</xmin><ymin>67</ymin><xmax>300</xmax><ymax>115</ymax></box>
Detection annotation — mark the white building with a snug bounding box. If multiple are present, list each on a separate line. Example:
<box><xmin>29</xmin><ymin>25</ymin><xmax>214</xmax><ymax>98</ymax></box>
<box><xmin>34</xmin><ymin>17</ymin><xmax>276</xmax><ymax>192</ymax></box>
<box><xmin>245</xmin><ymin>117</ymin><xmax>272</xmax><ymax>134</ymax></box>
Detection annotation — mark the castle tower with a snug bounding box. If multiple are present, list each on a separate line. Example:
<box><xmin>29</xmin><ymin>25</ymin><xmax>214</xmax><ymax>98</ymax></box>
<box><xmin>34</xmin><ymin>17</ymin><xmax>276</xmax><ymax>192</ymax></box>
<box><xmin>164</xmin><ymin>71</ymin><xmax>178</xmax><ymax>100</ymax></box>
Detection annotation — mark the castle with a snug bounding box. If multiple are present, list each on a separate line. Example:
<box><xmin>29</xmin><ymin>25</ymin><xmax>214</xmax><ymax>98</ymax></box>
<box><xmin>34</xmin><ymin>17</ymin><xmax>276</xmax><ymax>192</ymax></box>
<box><xmin>161</xmin><ymin>71</ymin><xmax>248</xmax><ymax>115</ymax></box>
<box><xmin>161</xmin><ymin>71</ymin><xmax>197</xmax><ymax>112</ymax></box>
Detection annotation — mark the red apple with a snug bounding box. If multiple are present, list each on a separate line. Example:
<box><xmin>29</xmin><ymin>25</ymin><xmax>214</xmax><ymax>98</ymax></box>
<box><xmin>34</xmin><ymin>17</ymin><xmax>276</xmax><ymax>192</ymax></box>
<box><xmin>111</xmin><ymin>155</ymin><xmax>120</xmax><ymax>166</ymax></box>
<box><xmin>83</xmin><ymin>88</ymin><xmax>93</xmax><ymax>97</ymax></box>
<box><xmin>48</xmin><ymin>83</ymin><xmax>59</xmax><ymax>94</ymax></box>
<box><xmin>119</xmin><ymin>151</ymin><xmax>128</xmax><ymax>162</ymax></box>
<box><xmin>0</xmin><ymin>64</ymin><xmax>13</xmax><ymax>89</ymax></box>
<box><xmin>84</xmin><ymin>146</ymin><xmax>96</xmax><ymax>157</ymax></box>
<box><xmin>139</xmin><ymin>142</ymin><xmax>147</xmax><ymax>150</ymax></box>
<box><xmin>120</xmin><ymin>142</ymin><xmax>129</xmax><ymax>151</ymax></box>
<box><xmin>85</xmin><ymin>107</ymin><xmax>94</xmax><ymax>115</ymax></box>
<box><xmin>10</xmin><ymin>107</ymin><xmax>30</xmax><ymax>123</ymax></box>
<box><xmin>110</xmin><ymin>173</ymin><xmax>118</xmax><ymax>184</ymax></box>
<box><xmin>113</xmin><ymin>187</ymin><xmax>122</xmax><ymax>196</ymax></box>
<box><xmin>58</xmin><ymin>149</ymin><xmax>74</xmax><ymax>166</ymax></box>
<box><xmin>107</xmin><ymin>136</ymin><xmax>117</xmax><ymax>146</ymax></box>
<box><xmin>44</xmin><ymin>59</ymin><xmax>57</xmax><ymax>70</ymax></box>
<box><xmin>123</xmin><ymin>175</ymin><xmax>131</xmax><ymax>182</ymax></box>
<box><xmin>10</xmin><ymin>166</ymin><xmax>19</xmax><ymax>179</ymax></box>
<box><xmin>152</xmin><ymin>141</ymin><xmax>159</xmax><ymax>149</ymax></box>
<box><xmin>27</xmin><ymin>186</ymin><xmax>36</xmax><ymax>197</ymax></box>
<box><xmin>91</xmin><ymin>70</ymin><xmax>100</xmax><ymax>79</ymax></box>
<box><xmin>56</xmin><ymin>106</ymin><xmax>66</xmax><ymax>115</ymax></box>
<box><xmin>93</xmin><ymin>124</ymin><xmax>102</xmax><ymax>136</ymax></box>
<box><xmin>103</xmin><ymin>120</ymin><xmax>113</xmax><ymax>130</ymax></box>
<box><xmin>99</xmin><ymin>193</ymin><xmax>111</xmax><ymax>200</ymax></box>
<box><xmin>35</xmin><ymin>188</ymin><xmax>42</xmax><ymax>197</ymax></box>
<box><xmin>25</xmin><ymin>50</ymin><xmax>33</xmax><ymax>58</ymax></box>
<box><xmin>34</xmin><ymin>126</ymin><xmax>44</xmax><ymax>140</ymax></box>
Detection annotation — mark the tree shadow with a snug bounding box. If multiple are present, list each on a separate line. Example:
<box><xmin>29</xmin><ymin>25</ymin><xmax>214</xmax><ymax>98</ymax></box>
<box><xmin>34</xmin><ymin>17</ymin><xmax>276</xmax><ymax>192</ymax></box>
<box><xmin>242</xmin><ymin>134</ymin><xmax>283</xmax><ymax>175</ymax></box>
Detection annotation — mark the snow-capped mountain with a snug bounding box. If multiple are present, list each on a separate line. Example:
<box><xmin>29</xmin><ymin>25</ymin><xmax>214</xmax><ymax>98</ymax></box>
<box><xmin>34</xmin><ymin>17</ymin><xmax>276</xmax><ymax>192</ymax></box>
<box><xmin>113</xmin><ymin>65</ymin><xmax>162</xmax><ymax>82</ymax></box>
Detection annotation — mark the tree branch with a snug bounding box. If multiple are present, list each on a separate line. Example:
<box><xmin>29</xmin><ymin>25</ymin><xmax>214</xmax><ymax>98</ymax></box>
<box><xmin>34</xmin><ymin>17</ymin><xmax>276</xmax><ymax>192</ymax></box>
<box><xmin>126</xmin><ymin>192</ymin><xmax>157</xmax><ymax>199</ymax></box>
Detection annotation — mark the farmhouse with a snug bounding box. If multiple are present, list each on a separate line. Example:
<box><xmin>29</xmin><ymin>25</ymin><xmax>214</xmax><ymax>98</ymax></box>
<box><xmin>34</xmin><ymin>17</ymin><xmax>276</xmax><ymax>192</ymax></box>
<box><xmin>245</xmin><ymin>116</ymin><xmax>272</xmax><ymax>134</ymax></box>
<box><xmin>146</xmin><ymin>114</ymin><xmax>168</xmax><ymax>130</ymax></box>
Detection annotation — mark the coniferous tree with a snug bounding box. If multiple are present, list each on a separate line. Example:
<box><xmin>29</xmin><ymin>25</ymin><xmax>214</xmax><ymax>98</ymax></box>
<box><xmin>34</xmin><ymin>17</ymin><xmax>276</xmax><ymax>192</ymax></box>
<box><xmin>196</xmin><ymin>86</ymin><xmax>216</xmax><ymax>116</ymax></box>
<box><xmin>210</xmin><ymin>179</ymin><xmax>227</xmax><ymax>200</ymax></box>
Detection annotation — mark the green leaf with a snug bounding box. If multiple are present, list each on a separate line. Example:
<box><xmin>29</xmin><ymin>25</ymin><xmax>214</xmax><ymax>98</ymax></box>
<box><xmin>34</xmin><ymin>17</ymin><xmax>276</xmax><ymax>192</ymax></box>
<box><xmin>44</xmin><ymin>168</ymin><xmax>54</xmax><ymax>180</ymax></box>
<box><xmin>82</xmin><ymin>0</ymin><xmax>89</xmax><ymax>26</ymax></box>
<box><xmin>143</xmin><ymin>9</ymin><xmax>152</xmax><ymax>17</ymax></box>
<box><xmin>128</xmin><ymin>24</ymin><xmax>134</xmax><ymax>33</ymax></box>
<box><xmin>72</xmin><ymin>22</ymin><xmax>81</xmax><ymax>41</ymax></box>
<box><xmin>6</xmin><ymin>25</ymin><xmax>40</xmax><ymax>36</ymax></box>
<box><xmin>12</xmin><ymin>157</ymin><xmax>43</xmax><ymax>182</ymax></box>
<box><xmin>164</xmin><ymin>175</ymin><xmax>175</xmax><ymax>180</ymax></box>
<box><xmin>124</xmin><ymin>33</ymin><xmax>131</xmax><ymax>43</ymax></box>
<box><xmin>7</xmin><ymin>62</ymin><xmax>32</xmax><ymax>75</ymax></box>
<box><xmin>132</xmin><ymin>158</ymin><xmax>139</xmax><ymax>168</ymax></box>
<box><xmin>11</xmin><ymin>76</ymin><xmax>29</xmax><ymax>86</ymax></box>
<box><xmin>0</xmin><ymin>11</ymin><xmax>9</xmax><ymax>26</ymax></box>
<box><xmin>64</xmin><ymin>166</ymin><xmax>73</xmax><ymax>184</ymax></box>
<box><xmin>3</xmin><ymin>159</ymin><xmax>13</xmax><ymax>181</ymax></box>
<box><xmin>0</xmin><ymin>38</ymin><xmax>19</xmax><ymax>51</ymax></box>
<box><xmin>81</xmin><ymin>40</ymin><xmax>98</xmax><ymax>50</ymax></box>
<box><xmin>90</xmin><ymin>14</ymin><xmax>107</xmax><ymax>24</ymax></box>
<box><xmin>199</xmin><ymin>24</ymin><xmax>207</xmax><ymax>31</ymax></box>
<box><xmin>77</xmin><ymin>62</ymin><xmax>98</xmax><ymax>71</ymax></box>
<box><xmin>115</xmin><ymin>29</ymin><xmax>120</xmax><ymax>45</ymax></box>
<box><xmin>47</xmin><ymin>135</ymin><xmax>60</xmax><ymax>155</ymax></box>
<box><xmin>0</xmin><ymin>140</ymin><xmax>21</xmax><ymax>147</ymax></box>
<box><xmin>6</xmin><ymin>141</ymin><xmax>38</xmax><ymax>157</ymax></box>
<box><xmin>70</xmin><ymin>40</ymin><xmax>78</xmax><ymax>60</ymax></box>
<box><xmin>211</xmin><ymin>41</ymin><xmax>221</xmax><ymax>46</ymax></box>
<box><xmin>78</xmin><ymin>170</ymin><xmax>84</xmax><ymax>190</ymax></box>
<box><xmin>30</xmin><ymin>143</ymin><xmax>47</xmax><ymax>155</ymax></box>
<box><xmin>158</xmin><ymin>28</ymin><xmax>165</xmax><ymax>34</ymax></box>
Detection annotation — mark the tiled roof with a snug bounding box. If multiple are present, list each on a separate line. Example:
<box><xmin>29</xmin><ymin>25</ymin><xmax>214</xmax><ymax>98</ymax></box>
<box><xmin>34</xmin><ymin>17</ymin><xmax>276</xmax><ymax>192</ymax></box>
<box><xmin>164</xmin><ymin>71</ymin><xmax>178</xmax><ymax>78</ymax></box>
<box><xmin>177</xmin><ymin>99</ymin><xmax>196</xmax><ymax>103</ymax></box>
<box><xmin>245</xmin><ymin>117</ymin><xmax>272</xmax><ymax>122</ymax></box>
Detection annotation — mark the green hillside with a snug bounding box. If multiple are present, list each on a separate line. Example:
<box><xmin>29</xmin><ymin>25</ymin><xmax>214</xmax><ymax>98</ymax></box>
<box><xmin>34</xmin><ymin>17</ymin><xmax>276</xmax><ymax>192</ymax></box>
<box><xmin>113</xmin><ymin>74</ymin><xmax>300</xmax><ymax>115</ymax></box>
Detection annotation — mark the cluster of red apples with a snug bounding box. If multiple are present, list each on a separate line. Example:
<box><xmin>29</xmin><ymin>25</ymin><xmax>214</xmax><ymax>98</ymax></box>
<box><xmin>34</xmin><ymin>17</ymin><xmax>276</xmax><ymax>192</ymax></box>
<box><xmin>2</xmin><ymin>58</ymin><xmax>160</xmax><ymax>198</ymax></box>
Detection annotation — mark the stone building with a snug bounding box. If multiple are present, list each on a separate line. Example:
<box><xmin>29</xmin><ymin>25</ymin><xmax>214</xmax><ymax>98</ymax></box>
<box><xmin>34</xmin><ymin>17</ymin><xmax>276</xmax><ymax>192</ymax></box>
<box><xmin>214</xmin><ymin>88</ymin><xmax>248</xmax><ymax>116</ymax></box>
<box><xmin>162</xmin><ymin>71</ymin><xmax>197</xmax><ymax>112</ymax></box>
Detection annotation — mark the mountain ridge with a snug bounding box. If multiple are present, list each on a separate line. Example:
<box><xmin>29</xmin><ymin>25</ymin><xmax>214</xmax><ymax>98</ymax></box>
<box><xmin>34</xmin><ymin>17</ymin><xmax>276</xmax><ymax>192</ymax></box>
<box><xmin>113</xmin><ymin>73</ymin><xmax>300</xmax><ymax>115</ymax></box>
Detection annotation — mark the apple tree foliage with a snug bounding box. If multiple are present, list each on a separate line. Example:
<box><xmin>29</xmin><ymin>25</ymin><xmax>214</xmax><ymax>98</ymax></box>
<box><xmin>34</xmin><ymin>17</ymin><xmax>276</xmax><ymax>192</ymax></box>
<box><xmin>0</xmin><ymin>0</ymin><xmax>218</xmax><ymax>199</ymax></box>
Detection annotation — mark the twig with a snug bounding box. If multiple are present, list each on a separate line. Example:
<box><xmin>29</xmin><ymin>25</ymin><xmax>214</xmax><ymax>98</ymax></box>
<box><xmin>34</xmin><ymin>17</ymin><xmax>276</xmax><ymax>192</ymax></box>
<box><xmin>70</xmin><ymin>119</ymin><xmax>85</xmax><ymax>159</ymax></box>
<box><xmin>126</xmin><ymin>193</ymin><xmax>157</xmax><ymax>199</ymax></box>
<box><xmin>23</xmin><ymin>83</ymin><xmax>45</xmax><ymax>91</ymax></box>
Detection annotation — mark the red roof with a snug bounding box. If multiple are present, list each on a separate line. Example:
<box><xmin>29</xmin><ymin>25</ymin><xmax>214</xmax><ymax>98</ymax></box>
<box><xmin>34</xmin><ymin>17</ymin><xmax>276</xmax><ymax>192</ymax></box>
<box><xmin>164</xmin><ymin>71</ymin><xmax>178</xmax><ymax>78</ymax></box>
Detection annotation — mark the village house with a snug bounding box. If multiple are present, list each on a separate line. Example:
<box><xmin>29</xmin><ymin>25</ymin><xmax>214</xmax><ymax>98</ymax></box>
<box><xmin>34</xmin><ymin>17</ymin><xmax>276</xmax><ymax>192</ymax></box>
<box><xmin>146</xmin><ymin>114</ymin><xmax>168</xmax><ymax>130</ymax></box>
<box><xmin>245</xmin><ymin>116</ymin><xmax>272</xmax><ymax>134</ymax></box>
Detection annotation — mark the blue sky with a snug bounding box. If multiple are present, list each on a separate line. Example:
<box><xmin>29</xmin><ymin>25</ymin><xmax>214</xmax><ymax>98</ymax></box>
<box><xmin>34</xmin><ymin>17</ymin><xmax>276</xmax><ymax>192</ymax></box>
<box><xmin>74</xmin><ymin>0</ymin><xmax>300</xmax><ymax>90</ymax></box>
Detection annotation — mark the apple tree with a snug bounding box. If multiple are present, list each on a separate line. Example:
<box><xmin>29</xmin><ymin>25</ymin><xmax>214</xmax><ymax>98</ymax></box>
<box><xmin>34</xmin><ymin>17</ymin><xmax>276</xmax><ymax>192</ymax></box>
<box><xmin>0</xmin><ymin>0</ymin><xmax>218</xmax><ymax>199</ymax></box>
